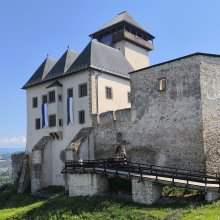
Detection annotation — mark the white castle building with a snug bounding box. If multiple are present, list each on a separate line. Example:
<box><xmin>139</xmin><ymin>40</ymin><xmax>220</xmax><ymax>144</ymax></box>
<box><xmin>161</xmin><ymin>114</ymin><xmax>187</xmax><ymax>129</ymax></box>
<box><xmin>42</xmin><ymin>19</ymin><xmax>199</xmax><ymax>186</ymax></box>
<box><xmin>21</xmin><ymin>11</ymin><xmax>155</xmax><ymax>192</ymax></box>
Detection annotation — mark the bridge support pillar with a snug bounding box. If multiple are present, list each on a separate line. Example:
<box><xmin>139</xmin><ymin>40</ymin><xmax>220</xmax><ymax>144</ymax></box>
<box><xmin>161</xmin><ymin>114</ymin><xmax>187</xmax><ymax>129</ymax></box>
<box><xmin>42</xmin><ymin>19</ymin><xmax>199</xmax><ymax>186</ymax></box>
<box><xmin>69</xmin><ymin>173</ymin><xmax>108</xmax><ymax>197</ymax></box>
<box><xmin>205</xmin><ymin>190</ymin><xmax>220</xmax><ymax>202</ymax></box>
<box><xmin>132</xmin><ymin>179</ymin><xmax>162</xmax><ymax>205</ymax></box>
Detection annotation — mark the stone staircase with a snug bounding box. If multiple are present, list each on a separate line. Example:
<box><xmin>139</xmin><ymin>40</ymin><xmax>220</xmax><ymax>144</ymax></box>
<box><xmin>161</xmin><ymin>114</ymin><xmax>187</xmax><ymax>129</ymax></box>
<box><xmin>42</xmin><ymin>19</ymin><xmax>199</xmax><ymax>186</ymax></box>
<box><xmin>17</xmin><ymin>155</ymin><xmax>29</xmax><ymax>193</ymax></box>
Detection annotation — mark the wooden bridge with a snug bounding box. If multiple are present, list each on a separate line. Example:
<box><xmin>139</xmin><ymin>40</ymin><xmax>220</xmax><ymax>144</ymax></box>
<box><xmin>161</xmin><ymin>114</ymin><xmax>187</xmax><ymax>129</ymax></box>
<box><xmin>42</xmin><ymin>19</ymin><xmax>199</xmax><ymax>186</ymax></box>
<box><xmin>61</xmin><ymin>159</ymin><xmax>220</xmax><ymax>204</ymax></box>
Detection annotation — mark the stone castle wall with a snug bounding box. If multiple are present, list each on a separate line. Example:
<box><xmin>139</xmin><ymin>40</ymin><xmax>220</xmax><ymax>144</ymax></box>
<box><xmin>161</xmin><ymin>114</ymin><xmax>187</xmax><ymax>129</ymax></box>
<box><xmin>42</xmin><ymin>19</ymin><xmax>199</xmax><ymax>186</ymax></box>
<box><xmin>200</xmin><ymin>56</ymin><xmax>220</xmax><ymax>173</ymax></box>
<box><xmin>93</xmin><ymin>55</ymin><xmax>209</xmax><ymax>171</ymax></box>
<box><xmin>11</xmin><ymin>152</ymin><xmax>25</xmax><ymax>184</ymax></box>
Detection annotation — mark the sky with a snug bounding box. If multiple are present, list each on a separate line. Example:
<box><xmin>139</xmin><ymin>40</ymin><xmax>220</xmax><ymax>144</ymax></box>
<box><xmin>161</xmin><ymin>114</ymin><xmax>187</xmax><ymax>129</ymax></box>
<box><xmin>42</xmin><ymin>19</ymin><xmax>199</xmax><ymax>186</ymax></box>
<box><xmin>0</xmin><ymin>0</ymin><xmax>220</xmax><ymax>148</ymax></box>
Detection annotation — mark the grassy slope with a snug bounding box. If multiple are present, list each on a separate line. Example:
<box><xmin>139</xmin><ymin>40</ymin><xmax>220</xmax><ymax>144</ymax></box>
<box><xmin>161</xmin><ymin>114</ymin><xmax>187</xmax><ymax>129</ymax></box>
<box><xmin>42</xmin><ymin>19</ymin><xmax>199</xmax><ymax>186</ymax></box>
<box><xmin>1</xmin><ymin>185</ymin><xmax>220</xmax><ymax>220</ymax></box>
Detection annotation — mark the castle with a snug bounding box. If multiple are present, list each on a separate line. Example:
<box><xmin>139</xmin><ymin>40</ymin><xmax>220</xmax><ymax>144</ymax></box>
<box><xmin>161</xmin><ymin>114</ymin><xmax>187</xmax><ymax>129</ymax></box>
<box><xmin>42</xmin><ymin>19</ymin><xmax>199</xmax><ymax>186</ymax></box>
<box><xmin>12</xmin><ymin>12</ymin><xmax>220</xmax><ymax>201</ymax></box>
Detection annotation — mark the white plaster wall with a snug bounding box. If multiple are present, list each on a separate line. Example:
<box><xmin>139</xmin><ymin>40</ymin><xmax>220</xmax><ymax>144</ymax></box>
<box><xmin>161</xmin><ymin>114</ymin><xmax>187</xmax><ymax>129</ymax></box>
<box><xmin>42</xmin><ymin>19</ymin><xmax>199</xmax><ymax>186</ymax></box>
<box><xmin>114</xmin><ymin>40</ymin><xmax>149</xmax><ymax>70</ymax></box>
<box><xmin>26</xmin><ymin>68</ymin><xmax>131</xmax><ymax>187</ymax></box>
<box><xmin>26</xmin><ymin>70</ymin><xmax>92</xmax><ymax>186</ymax></box>
<box><xmin>94</xmin><ymin>72</ymin><xmax>131</xmax><ymax>114</ymax></box>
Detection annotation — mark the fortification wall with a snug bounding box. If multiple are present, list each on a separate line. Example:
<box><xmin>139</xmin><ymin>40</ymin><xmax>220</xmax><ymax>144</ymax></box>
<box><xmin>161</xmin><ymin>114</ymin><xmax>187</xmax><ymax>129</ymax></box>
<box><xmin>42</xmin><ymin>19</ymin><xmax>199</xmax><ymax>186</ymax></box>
<box><xmin>11</xmin><ymin>152</ymin><xmax>25</xmax><ymax>184</ymax></box>
<box><xmin>93</xmin><ymin>55</ymin><xmax>207</xmax><ymax>171</ymax></box>
<box><xmin>200</xmin><ymin>56</ymin><xmax>220</xmax><ymax>173</ymax></box>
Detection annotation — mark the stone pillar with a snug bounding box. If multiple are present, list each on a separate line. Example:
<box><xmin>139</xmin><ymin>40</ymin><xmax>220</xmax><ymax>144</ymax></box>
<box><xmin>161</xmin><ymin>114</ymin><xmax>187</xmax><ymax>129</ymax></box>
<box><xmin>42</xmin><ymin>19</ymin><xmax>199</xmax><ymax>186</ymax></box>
<box><xmin>205</xmin><ymin>190</ymin><xmax>220</xmax><ymax>202</ymax></box>
<box><xmin>69</xmin><ymin>174</ymin><xmax>108</xmax><ymax>197</ymax></box>
<box><xmin>132</xmin><ymin>179</ymin><xmax>162</xmax><ymax>205</ymax></box>
<box><xmin>11</xmin><ymin>152</ymin><xmax>25</xmax><ymax>184</ymax></box>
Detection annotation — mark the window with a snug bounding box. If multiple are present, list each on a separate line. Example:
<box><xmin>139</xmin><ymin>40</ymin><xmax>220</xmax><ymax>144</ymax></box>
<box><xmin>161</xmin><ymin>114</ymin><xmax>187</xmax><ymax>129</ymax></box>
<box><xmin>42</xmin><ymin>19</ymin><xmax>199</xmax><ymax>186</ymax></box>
<box><xmin>48</xmin><ymin>91</ymin><xmax>55</xmax><ymax>103</ymax></box>
<box><xmin>42</xmin><ymin>95</ymin><xmax>47</xmax><ymax>104</ymax></box>
<box><xmin>58</xmin><ymin>94</ymin><xmax>62</xmax><ymax>102</ymax></box>
<box><xmin>67</xmin><ymin>88</ymin><xmax>73</xmax><ymax>98</ymax></box>
<box><xmin>79</xmin><ymin>83</ymin><xmax>87</xmax><ymax>97</ymax></box>
<box><xmin>35</xmin><ymin>118</ymin><xmax>41</xmax><ymax>130</ymax></box>
<box><xmin>49</xmin><ymin>114</ymin><xmax>56</xmax><ymax>127</ymax></box>
<box><xmin>106</xmin><ymin>87</ymin><xmax>112</xmax><ymax>99</ymax></box>
<box><xmin>158</xmin><ymin>78</ymin><xmax>166</xmax><ymax>92</ymax></box>
<box><xmin>59</xmin><ymin>119</ymin><xmax>63</xmax><ymax>127</ymax></box>
<box><xmin>79</xmin><ymin>110</ymin><xmax>85</xmax><ymax>124</ymax></box>
<box><xmin>32</xmin><ymin>97</ymin><xmax>38</xmax><ymax>108</ymax></box>
<box><xmin>128</xmin><ymin>92</ymin><xmax>131</xmax><ymax>103</ymax></box>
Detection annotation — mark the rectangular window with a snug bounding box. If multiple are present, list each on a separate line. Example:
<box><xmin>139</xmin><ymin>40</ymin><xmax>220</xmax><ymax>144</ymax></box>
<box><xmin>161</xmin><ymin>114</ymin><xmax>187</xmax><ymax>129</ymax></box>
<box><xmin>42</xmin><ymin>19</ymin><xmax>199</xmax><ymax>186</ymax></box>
<box><xmin>128</xmin><ymin>92</ymin><xmax>131</xmax><ymax>103</ymax></box>
<box><xmin>67</xmin><ymin>88</ymin><xmax>73</xmax><ymax>98</ymax></box>
<box><xmin>79</xmin><ymin>110</ymin><xmax>85</xmax><ymax>124</ymax></box>
<box><xmin>35</xmin><ymin>118</ymin><xmax>41</xmax><ymax>130</ymax></box>
<box><xmin>58</xmin><ymin>94</ymin><xmax>62</xmax><ymax>102</ymax></box>
<box><xmin>32</xmin><ymin>97</ymin><xmax>38</xmax><ymax>108</ymax></box>
<box><xmin>59</xmin><ymin>119</ymin><xmax>63</xmax><ymax>127</ymax></box>
<box><xmin>49</xmin><ymin>114</ymin><xmax>56</xmax><ymax>127</ymax></box>
<box><xmin>105</xmin><ymin>87</ymin><xmax>112</xmax><ymax>99</ymax></box>
<box><xmin>79</xmin><ymin>83</ymin><xmax>87</xmax><ymax>97</ymax></box>
<box><xmin>158</xmin><ymin>78</ymin><xmax>166</xmax><ymax>92</ymax></box>
<box><xmin>42</xmin><ymin>95</ymin><xmax>47</xmax><ymax>104</ymax></box>
<box><xmin>48</xmin><ymin>91</ymin><xmax>56</xmax><ymax>103</ymax></box>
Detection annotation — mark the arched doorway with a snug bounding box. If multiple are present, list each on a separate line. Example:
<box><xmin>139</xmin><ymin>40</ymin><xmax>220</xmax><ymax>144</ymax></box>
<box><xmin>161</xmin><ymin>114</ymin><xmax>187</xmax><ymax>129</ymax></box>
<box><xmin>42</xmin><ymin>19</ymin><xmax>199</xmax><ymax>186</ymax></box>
<box><xmin>115</xmin><ymin>145</ymin><xmax>127</xmax><ymax>160</ymax></box>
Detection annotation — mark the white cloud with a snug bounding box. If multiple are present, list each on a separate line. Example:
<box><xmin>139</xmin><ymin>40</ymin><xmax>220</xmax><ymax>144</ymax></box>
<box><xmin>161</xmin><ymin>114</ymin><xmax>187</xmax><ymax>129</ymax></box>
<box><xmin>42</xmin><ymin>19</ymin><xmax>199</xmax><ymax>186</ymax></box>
<box><xmin>0</xmin><ymin>136</ymin><xmax>26</xmax><ymax>147</ymax></box>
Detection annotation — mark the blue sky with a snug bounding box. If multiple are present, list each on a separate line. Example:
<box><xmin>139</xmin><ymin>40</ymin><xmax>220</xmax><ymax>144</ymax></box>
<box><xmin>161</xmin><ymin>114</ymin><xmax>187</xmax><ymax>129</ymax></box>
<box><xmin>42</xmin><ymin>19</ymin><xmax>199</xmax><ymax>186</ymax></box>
<box><xmin>0</xmin><ymin>0</ymin><xmax>220</xmax><ymax>148</ymax></box>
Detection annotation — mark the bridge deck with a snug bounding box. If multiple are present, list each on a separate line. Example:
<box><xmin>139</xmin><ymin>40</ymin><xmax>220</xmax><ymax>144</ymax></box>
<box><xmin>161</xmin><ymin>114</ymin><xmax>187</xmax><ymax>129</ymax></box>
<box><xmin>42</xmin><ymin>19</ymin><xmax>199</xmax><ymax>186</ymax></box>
<box><xmin>61</xmin><ymin>159</ymin><xmax>220</xmax><ymax>191</ymax></box>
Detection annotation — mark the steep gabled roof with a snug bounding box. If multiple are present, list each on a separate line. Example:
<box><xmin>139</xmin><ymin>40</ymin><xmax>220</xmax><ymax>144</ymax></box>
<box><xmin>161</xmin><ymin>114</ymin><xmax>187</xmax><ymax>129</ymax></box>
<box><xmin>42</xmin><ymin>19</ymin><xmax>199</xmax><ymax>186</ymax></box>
<box><xmin>44</xmin><ymin>49</ymin><xmax>78</xmax><ymax>81</ymax></box>
<box><xmin>23</xmin><ymin>57</ymin><xmax>56</xmax><ymax>89</ymax></box>
<box><xmin>90</xmin><ymin>11</ymin><xmax>155</xmax><ymax>40</ymax></box>
<box><xmin>23</xmin><ymin>41</ymin><xmax>132</xmax><ymax>89</ymax></box>
<box><xmin>67</xmin><ymin>40</ymin><xmax>133</xmax><ymax>78</ymax></box>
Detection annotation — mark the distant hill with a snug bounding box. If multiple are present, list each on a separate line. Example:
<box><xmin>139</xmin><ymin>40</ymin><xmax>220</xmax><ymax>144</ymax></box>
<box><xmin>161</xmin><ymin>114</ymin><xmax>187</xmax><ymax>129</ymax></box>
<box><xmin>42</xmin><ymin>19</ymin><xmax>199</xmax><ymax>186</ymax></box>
<box><xmin>0</xmin><ymin>147</ymin><xmax>25</xmax><ymax>154</ymax></box>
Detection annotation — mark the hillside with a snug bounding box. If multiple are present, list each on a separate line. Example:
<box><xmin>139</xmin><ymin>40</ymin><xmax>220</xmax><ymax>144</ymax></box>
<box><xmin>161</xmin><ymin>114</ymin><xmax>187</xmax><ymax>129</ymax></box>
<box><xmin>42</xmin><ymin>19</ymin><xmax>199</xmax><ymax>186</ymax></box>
<box><xmin>1</xmin><ymin>185</ymin><xmax>220</xmax><ymax>220</ymax></box>
<box><xmin>0</xmin><ymin>153</ymin><xmax>11</xmax><ymax>185</ymax></box>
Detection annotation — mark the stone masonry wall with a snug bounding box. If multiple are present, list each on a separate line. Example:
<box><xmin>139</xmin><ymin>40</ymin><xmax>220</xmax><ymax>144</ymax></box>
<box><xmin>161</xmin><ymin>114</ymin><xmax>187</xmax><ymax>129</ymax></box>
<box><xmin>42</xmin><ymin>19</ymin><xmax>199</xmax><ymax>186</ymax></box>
<box><xmin>93</xmin><ymin>55</ymin><xmax>206</xmax><ymax>171</ymax></box>
<box><xmin>11</xmin><ymin>152</ymin><xmax>25</xmax><ymax>184</ymax></box>
<box><xmin>69</xmin><ymin>173</ymin><xmax>108</xmax><ymax>196</ymax></box>
<box><xmin>200</xmin><ymin>56</ymin><xmax>220</xmax><ymax>173</ymax></box>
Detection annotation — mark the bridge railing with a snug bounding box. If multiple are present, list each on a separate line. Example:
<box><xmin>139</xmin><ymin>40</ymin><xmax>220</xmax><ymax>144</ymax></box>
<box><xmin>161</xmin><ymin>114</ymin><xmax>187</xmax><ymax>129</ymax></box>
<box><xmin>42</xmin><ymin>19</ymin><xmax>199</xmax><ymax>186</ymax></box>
<box><xmin>61</xmin><ymin>158</ymin><xmax>220</xmax><ymax>189</ymax></box>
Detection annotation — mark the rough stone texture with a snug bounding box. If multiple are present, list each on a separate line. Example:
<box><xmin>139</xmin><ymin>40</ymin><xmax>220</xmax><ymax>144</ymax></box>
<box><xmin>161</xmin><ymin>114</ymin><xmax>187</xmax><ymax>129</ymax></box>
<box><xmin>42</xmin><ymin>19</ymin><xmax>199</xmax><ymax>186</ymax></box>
<box><xmin>69</xmin><ymin>174</ymin><xmax>108</xmax><ymax>197</ymax></box>
<box><xmin>205</xmin><ymin>190</ymin><xmax>220</xmax><ymax>202</ymax></box>
<box><xmin>132</xmin><ymin>179</ymin><xmax>162</xmax><ymax>205</ymax></box>
<box><xmin>31</xmin><ymin>139</ymin><xmax>52</xmax><ymax>192</ymax></box>
<box><xmin>11</xmin><ymin>152</ymin><xmax>25</xmax><ymax>184</ymax></box>
<box><xmin>93</xmin><ymin>55</ymin><xmax>220</xmax><ymax>173</ymax></box>
<box><xmin>200</xmin><ymin>56</ymin><xmax>220</xmax><ymax>173</ymax></box>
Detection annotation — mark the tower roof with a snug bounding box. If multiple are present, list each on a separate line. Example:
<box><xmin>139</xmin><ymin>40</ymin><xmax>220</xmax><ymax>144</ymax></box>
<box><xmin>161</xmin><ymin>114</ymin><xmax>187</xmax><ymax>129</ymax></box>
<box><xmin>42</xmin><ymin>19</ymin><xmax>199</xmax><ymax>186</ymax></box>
<box><xmin>90</xmin><ymin>11</ymin><xmax>155</xmax><ymax>40</ymax></box>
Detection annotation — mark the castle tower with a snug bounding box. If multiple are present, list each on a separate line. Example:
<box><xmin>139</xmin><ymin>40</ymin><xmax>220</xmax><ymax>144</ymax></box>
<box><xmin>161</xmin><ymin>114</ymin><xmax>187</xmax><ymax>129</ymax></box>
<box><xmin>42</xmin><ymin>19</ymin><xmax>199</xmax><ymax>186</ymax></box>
<box><xmin>90</xmin><ymin>11</ymin><xmax>155</xmax><ymax>70</ymax></box>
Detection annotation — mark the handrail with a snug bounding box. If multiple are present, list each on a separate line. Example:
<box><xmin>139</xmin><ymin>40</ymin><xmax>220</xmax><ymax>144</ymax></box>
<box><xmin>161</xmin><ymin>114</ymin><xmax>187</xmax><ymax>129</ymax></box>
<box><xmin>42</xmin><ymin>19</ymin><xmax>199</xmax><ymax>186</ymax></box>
<box><xmin>61</xmin><ymin>158</ymin><xmax>220</xmax><ymax>188</ymax></box>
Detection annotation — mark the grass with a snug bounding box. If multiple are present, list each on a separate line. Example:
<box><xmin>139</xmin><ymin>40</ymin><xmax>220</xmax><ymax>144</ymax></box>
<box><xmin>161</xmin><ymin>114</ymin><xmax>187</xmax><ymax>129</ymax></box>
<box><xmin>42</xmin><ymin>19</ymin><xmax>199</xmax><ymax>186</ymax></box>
<box><xmin>0</xmin><ymin>184</ymin><xmax>220</xmax><ymax>220</ymax></box>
